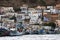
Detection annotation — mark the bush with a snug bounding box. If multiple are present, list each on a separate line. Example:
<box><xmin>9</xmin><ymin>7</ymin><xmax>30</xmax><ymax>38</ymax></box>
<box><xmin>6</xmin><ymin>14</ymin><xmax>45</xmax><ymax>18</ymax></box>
<box><xmin>13</xmin><ymin>7</ymin><xmax>21</xmax><ymax>12</ymax></box>
<box><xmin>48</xmin><ymin>22</ymin><xmax>56</xmax><ymax>29</ymax></box>
<box><xmin>43</xmin><ymin>22</ymin><xmax>56</xmax><ymax>29</ymax></box>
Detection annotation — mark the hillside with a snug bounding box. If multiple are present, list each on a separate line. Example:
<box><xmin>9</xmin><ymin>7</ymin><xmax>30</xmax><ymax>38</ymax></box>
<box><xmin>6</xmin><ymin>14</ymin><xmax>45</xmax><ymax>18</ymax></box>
<box><xmin>0</xmin><ymin>0</ymin><xmax>59</xmax><ymax>7</ymax></box>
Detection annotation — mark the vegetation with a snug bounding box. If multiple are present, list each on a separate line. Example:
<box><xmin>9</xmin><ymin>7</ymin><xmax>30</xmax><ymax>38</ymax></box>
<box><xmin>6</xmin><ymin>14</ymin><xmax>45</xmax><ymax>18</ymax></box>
<box><xmin>9</xmin><ymin>15</ymin><xmax>16</xmax><ymax>23</ymax></box>
<box><xmin>13</xmin><ymin>7</ymin><xmax>21</xmax><ymax>12</ymax></box>
<box><xmin>0</xmin><ymin>0</ymin><xmax>57</xmax><ymax>7</ymax></box>
<box><xmin>43</xmin><ymin>22</ymin><xmax>56</xmax><ymax>29</ymax></box>
<box><xmin>39</xmin><ymin>0</ymin><xmax>46</xmax><ymax>6</ymax></box>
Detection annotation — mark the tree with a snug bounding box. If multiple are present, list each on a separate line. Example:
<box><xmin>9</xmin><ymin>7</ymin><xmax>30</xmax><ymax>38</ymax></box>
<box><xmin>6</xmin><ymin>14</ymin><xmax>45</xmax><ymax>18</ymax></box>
<box><xmin>9</xmin><ymin>15</ymin><xmax>16</xmax><ymax>23</ymax></box>
<box><xmin>48</xmin><ymin>22</ymin><xmax>56</xmax><ymax>29</ymax></box>
<box><xmin>43</xmin><ymin>22</ymin><xmax>56</xmax><ymax>29</ymax></box>
<box><xmin>39</xmin><ymin>0</ymin><xmax>46</xmax><ymax>6</ymax></box>
<box><xmin>13</xmin><ymin>7</ymin><xmax>21</xmax><ymax>12</ymax></box>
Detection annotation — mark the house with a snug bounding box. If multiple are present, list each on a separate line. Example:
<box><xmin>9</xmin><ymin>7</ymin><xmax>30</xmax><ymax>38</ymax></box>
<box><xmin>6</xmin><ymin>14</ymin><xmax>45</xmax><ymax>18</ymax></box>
<box><xmin>43</xmin><ymin>12</ymin><xmax>58</xmax><ymax>22</ymax></box>
<box><xmin>0</xmin><ymin>7</ymin><xmax>5</xmax><ymax>15</ymax></box>
<box><xmin>3</xmin><ymin>19</ymin><xmax>15</xmax><ymax>28</ymax></box>
<box><xmin>43</xmin><ymin>6</ymin><xmax>59</xmax><ymax>22</ymax></box>
<box><xmin>16</xmin><ymin>14</ymin><xmax>25</xmax><ymax>23</ymax></box>
<box><xmin>5</xmin><ymin>12</ymin><xmax>17</xmax><ymax>17</ymax></box>
<box><xmin>36</xmin><ymin>6</ymin><xmax>46</xmax><ymax>9</ymax></box>
<box><xmin>28</xmin><ymin>8</ymin><xmax>36</xmax><ymax>16</ymax></box>
<box><xmin>37</xmin><ymin>18</ymin><xmax>42</xmax><ymax>24</ymax></box>
<box><xmin>47</xmin><ymin>6</ymin><xmax>54</xmax><ymax>9</ymax></box>
<box><xmin>44</xmin><ymin>6</ymin><xmax>58</xmax><ymax>13</ymax></box>
<box><xmin>35</xmin><ymin>8</ymin><xmax>42</xmax><ymax>16</ymax></box>
<box><xmin>56</xmin><ymin>4</ymin><xmax>60</xmax><ymax>9</ymax></box>
<box><xmin>20</xmin><ymin>4</ymin><xmax>28</xmax><ymax>14</ymax></box>
<box><xmin>29</xmin><ymin>24</ymin><xmax>40</xmax><ymax>30</ymax></box>
<box><xmin>29</xmin><ymin>13</ymin><xmax>39</xmax><ymax>24</ymax></box>
<box><xmin>1</xmin><ymin>7</ymin><xmax>14</xmax><ymax>13</ymax></box>
<box><xmin>0</xmin><ymin>15</ymin><xmax>5</xmax><ymax>21</ymax></box>
<box><xmin>47</xmin><ymin>13</ymin><xmax>58</xmax><ymax>22</ymax></box>
<box><xmin>55</xmin><ymin>5</ymin><xmax>60</xmax><ymax>13</ymax></box>
<box><xmin>24</xmin><ymin>15</ymin><xmax>30</xmax><ymax>24</ymax></box>
<box><xmin>43</xmin><ymin>16</ymin><xmax>49</xmax><ymax>22</ymax></box>
<box><xmin>28</xmin><ymin>8</ymin><xmax>42</xmax><ymax>18</ymax></box>
<box><xmin>50</xmin><ymin>9</ymin><xmax>58</xmax><ymax>13</ymax></box>
<box><xmin>44</xmin><ymin>9</ymin><xmax>51</xmax><ymax>13</ymax></box>
<box><xmin>0</xmin><ymin>15</ymin><xmax>7</xmax><ymax>26</ymax></box>
<box><xmin>55</xmin><ymin>20</ymin><xmax>60</xmax><ymax>27</ymax></box>
<box><xmin>26</xmin><ymin>7</ymin><xmax>42</xmax><ymax>24</ymax></box>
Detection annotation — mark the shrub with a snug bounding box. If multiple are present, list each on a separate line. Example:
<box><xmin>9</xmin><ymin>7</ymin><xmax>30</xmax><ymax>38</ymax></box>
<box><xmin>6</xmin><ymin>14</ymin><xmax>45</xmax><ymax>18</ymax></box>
<box><xmin>43</xmin><ymin>22</ymin><xmax>56</xmax><ymax>29</ymax></box>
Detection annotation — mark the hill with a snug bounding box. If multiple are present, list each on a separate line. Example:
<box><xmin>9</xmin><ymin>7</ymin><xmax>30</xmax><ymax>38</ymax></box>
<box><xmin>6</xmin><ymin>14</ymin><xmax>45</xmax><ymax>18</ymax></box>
<box><xmin>0</xmin><ymin>0</ymin><xmax>59</xmax><ymax>7</ymax></box>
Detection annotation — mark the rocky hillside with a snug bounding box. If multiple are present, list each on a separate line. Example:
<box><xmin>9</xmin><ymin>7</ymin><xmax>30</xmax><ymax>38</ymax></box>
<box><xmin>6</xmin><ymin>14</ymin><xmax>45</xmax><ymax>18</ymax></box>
<box><xmin>0</xmin><ymin>0</ymin><xmax>59</xmax><ymax>7</ymax></box>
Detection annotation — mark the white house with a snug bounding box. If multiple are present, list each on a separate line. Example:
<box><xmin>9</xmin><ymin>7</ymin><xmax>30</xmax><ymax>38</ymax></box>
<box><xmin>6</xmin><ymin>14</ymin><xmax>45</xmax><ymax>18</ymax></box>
<box><xmin>36</xmin><ymin>6</ymin><xmax>46</xmax><ymax>9</ymax></box>
<box><xmin>26</xmin><ymin>8</ymin><xmax>42</xmax><ymax>24</ymax></box>
<box><xmin>28</xmin><ymin>8</ymin><xmax>36</xmax><ymax>16</ymax></box>
<box><xmin>16</xmin><ymin>14</ymin><xmax>25</xmax><ymax>22</ymax></box>
<box><xmin>44</xmin><ymin>9</ymin><xmax>51</xmax><ymax>13</ymax></box>
<box><xmin>2</xmin><ymin>19</ymin><xmax>15</xmax><ymax>28</ymax></box>
<box><xmin>50</xmin><ymin>9</ymin><xmax>59</xmax><ymax>13</ymax></box>
<box><xmin>28</xmin><ymin>8</ymin><xmax>42</xmax><ymax>17</ymax></box>
<box><xmin>35</xmin><ymin>9</ymin><xmax>42</xmax><ymax>16</ymax></box>
<box><xmin>47</xmin><ymin>6</ymin><xmax>54</xmax><ymax>9</ymax></box>
<box><xmin>1</xmin><ymin>7</ymin><xmax>14</xmax><ymax>13</ymax></box>
<box><xmin>20</xmin><ymin>4</ymin><xmax>28</xmax><ymax>14</ymax></box>
<box><xmin>5</xmin><ymin>12</ymin><xmax>17</xmax><ymax>17</ymax></box>
<box><xmin>29</xmin><ymin>13</ymin><xmax>39</xmax><ymax>24</ymax></box>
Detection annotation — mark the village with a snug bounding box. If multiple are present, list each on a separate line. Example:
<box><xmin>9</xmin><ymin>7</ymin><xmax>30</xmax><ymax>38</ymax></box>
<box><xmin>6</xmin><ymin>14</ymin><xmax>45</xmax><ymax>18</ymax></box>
<box><xmin>0</xmin><ymin>4</ymin><xmax>60</xmax><ymax>36</ymax></box>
